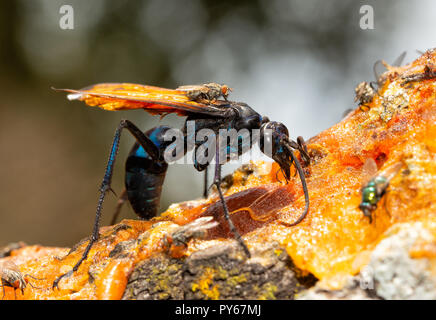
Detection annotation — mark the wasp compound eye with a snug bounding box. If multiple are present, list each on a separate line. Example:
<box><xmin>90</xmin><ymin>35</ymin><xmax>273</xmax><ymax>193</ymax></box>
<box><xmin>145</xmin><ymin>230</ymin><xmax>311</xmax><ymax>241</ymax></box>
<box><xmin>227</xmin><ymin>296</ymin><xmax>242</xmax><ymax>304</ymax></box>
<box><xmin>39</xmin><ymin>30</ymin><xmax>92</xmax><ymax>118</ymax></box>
<box><xmin>259</xmin><ymin>121</ymin><xmax>293</xmax><ymax>180</ymax></box>
<box><xmin>259</xmin><ymin>121</ymin><xmax>289</xmax><ymax>155</ymax></box>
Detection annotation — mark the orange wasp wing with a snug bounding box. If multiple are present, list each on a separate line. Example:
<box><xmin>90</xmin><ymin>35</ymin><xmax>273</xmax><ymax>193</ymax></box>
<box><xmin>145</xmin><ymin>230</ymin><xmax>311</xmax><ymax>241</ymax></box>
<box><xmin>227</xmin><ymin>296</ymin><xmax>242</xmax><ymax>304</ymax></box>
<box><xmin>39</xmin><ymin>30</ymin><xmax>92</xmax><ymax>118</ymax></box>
<box><xmin>54</xmin><ymin>83</ymin><xmax>227</xmax><ymax>117</ymax></box>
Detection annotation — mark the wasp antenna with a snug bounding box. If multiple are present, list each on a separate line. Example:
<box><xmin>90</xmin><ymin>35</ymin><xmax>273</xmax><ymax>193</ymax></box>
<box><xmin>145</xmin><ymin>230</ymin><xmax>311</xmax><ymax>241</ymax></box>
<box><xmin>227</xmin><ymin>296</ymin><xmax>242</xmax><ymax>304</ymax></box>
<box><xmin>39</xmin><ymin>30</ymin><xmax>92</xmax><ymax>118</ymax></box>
<box><xmin>280</xmin><ymin>142</ymin><xmax>309</xmax><ymax>226</ymax></box>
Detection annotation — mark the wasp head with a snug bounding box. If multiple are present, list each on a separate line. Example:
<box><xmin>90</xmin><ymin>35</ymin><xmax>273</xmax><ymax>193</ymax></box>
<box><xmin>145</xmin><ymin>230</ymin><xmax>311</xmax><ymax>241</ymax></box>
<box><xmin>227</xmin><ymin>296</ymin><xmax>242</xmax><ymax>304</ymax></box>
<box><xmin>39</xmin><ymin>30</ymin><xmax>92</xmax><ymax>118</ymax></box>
<box><xmin>259</xmin><ymin>121</ymin><xmax>294</xmax><ymax>180</ymax></box>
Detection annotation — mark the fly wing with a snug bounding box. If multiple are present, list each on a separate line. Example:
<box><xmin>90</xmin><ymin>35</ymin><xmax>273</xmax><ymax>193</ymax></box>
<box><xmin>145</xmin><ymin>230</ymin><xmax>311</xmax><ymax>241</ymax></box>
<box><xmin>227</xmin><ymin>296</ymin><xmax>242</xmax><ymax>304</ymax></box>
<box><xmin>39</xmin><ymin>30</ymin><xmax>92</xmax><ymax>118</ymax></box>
<box><xmin>373</xmin><ymin>52</ymin><xmax>407</xmax><ymax>86</ymax></box>
<box><xmin>0</xmin><ymin>260</ymin><xmax>20</xmax><ymax>272</ymax></box>
<box><xmin>0</xmin><ymin>260</ymin><xmax>21</xmax><ymax>280</ymax></box>
<box><xmin>172</xmin><ymin>217</ymin><xmax>218</xmax><ymax>241</ymax></box>
<box><xmin>373</xmin><ymin>59</ymin><xmax>389</xmax><ymax>86</ymax></box>
<box><xmin>392</xmin><ymin>51</ymin><xmax>407</xmax><ymax>67</ymax></box>
<box><xmin>361</xmin><ymin>158</ymin><xmax>378</xmax><ymax>187</ymax></box>
<box><xmin>176</xmin><ymin>84</ymin><xmax>204</xmax><ymax>92</ymax></box>
<box><xmin>184</xmin><ymin>217</ymin><xmax>219</xmax><ymax>234</ymax></box>
<box><xmin>54</xmin><ymin>83</ymin><xmax>227</xmax><ymax>117</ymax></box>
<box><xmin>375</xmin><ymin>162</ymin><xmax>403</xmax><ymax>194</ymax></box>
<box><xmin>380</xmin><ymin>162</ymin><xmax>403</xmax><ymax>181</ymax></box>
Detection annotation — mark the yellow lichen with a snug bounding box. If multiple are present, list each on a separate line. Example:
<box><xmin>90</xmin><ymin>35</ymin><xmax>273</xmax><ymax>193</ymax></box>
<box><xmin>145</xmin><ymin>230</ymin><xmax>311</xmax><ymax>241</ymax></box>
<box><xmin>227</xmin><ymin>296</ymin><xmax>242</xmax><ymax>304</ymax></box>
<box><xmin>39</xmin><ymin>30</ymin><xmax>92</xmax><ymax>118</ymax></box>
<box><xmin>191</xmin><ymin>267</ymin><xmax>220</xmax><ymax>300</ymax></box>
<box><xmin>258</xmin><ymin>283</ymin><xmax>277</xmax><ymax>300</ymax></box>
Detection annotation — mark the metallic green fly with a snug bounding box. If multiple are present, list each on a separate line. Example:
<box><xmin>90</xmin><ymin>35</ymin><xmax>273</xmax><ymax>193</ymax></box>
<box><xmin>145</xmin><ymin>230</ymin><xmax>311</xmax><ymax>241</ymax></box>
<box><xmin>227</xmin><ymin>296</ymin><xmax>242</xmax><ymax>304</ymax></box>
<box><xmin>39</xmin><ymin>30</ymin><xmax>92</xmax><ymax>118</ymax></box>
<box><xmin>359</xmin><ymin>159</ymin><xmax>403</xmax><ymax>223</ymax></box>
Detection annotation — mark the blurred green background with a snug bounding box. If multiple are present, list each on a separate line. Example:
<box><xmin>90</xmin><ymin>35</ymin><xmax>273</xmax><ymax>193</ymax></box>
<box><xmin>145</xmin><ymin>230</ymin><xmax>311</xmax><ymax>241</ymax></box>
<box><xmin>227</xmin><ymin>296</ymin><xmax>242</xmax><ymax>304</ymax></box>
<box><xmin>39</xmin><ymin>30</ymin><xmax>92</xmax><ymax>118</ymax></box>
<box><xmin>0</xmin><ymin>0</ymin><xmax>434</xmax><ymax>247</ymax></box>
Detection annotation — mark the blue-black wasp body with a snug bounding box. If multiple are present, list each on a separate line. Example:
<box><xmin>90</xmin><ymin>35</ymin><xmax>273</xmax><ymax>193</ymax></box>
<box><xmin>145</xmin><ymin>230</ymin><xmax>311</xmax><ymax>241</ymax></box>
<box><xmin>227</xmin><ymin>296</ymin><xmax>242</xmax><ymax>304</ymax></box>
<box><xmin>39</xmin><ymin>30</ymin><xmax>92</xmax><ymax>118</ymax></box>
<box><xmin>113</xmin><ymin>103</ymin><xmax>264</xmax><ymax>223</ymax></box>
<box><xmin>124</xmin><ymin>126</ymin><xmax>172</xmax><ymax>219</ymax></box>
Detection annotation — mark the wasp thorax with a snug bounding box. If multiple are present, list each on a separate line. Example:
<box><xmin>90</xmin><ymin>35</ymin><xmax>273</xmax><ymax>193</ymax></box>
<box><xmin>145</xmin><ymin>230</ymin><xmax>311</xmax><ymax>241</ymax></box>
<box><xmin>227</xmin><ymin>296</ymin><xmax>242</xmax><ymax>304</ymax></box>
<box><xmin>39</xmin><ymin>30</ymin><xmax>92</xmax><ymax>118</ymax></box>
<box><xmin>233</xmin><ymin>104</ymin><xmax>263</xmax><ymax>131</ymax></box>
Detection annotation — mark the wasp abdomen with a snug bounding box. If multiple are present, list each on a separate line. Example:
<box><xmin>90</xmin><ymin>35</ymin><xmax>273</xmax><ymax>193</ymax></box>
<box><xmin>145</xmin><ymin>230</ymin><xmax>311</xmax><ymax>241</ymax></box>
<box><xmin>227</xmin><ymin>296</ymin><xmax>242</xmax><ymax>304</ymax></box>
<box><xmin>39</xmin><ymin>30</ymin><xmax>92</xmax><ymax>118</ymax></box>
<box><xmin>124</xmin><ymin>128</ymin><xmax>170</xmax><ymax>220</ymax></box>
<box><xmin>125</xmin><ymin>165</ymin><xmax>166</xmax><ymax>220</ymax></box>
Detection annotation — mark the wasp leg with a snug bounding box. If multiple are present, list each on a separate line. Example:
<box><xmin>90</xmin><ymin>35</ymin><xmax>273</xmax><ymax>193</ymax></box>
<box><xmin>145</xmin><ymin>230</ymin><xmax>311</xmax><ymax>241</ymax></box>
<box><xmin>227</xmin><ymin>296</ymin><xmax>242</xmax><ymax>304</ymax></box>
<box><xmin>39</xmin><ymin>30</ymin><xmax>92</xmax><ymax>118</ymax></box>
<box><xmin>280</xmin><ymin>147</ymin><xmax>309</xmax><ymax>226</ymax></box>
<box><xmin>296</xmin><ymin>136</ymin><xmax>310</xmax><ymax>166</ymax></box>
<box><xmin>110</xmin><ymin>189</ymin><xmax>128</xmax><ymax>225</ymax></box>
<box><xmin>53</xmin><ymin>120</ymin><xmax>160</xmax><ymax>289</ymax></box>
<box><xmin>203</xmin><ymin>167</ymin><xmax>209</xmax><ymax>198</ymax></box>
<box><xmin>288</xmin><ymin>136</ymin><xmax>310</xmax><ymax>166</ymax></box>
<box><xmin>213</xmin><ymin>143</ymin><xmax>250</xmax><ymax>258</ymax></box>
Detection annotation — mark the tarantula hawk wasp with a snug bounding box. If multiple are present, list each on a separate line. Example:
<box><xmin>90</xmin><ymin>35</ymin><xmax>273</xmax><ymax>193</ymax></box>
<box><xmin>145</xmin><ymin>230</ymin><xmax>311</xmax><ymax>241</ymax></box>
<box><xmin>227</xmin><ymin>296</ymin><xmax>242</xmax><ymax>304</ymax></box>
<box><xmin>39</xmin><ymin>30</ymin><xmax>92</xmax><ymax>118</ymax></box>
<box><xmin>52</xmin><ymin>82</ymin><xmax>311</xmax><ymax>288</ymax></box>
